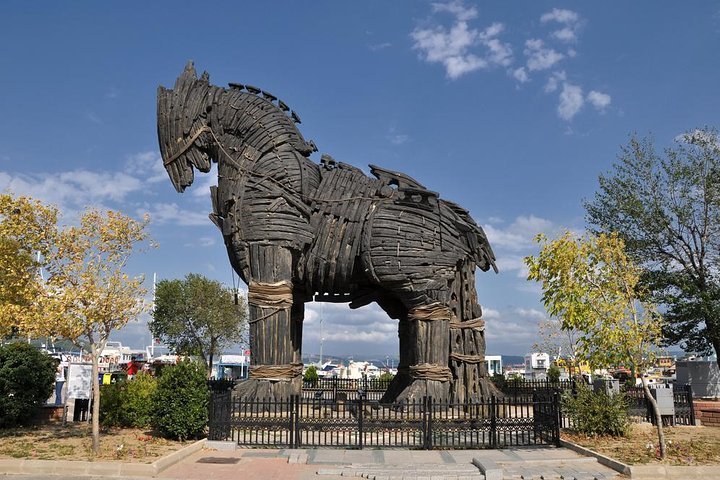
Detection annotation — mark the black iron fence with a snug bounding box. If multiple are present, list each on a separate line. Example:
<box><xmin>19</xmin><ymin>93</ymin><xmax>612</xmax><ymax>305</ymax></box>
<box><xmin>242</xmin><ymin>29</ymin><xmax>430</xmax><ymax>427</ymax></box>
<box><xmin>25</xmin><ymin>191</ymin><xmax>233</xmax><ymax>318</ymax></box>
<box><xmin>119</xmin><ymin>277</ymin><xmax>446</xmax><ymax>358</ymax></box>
<box><xmin>208</xmin><ymin>392</ymin><xmax>561</xmax><ymax>449</ymax></box>
<box><xmin>494</xmin><ymin>378</ymin><xmax>696</xmax><ymax>427</ymax></box>
<box><xmin>623</xmin><ymin>384</ymin><xmax>695</xmax><ymax>426</ymax></box>
<box><xmin>493</xmin><ymin>378</ymin><xmax>575</xmax><ymax>400</ymax></box>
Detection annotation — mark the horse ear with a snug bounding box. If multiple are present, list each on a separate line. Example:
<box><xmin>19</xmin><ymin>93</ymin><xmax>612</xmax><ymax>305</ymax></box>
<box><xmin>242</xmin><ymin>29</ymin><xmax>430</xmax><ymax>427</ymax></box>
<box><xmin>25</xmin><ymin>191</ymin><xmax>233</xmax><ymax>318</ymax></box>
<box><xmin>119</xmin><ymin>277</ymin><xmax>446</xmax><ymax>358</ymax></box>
<box><xmin>184</xmin><ymin>61</ymin><xmax>197</xmax><ymax>78</ymax></box>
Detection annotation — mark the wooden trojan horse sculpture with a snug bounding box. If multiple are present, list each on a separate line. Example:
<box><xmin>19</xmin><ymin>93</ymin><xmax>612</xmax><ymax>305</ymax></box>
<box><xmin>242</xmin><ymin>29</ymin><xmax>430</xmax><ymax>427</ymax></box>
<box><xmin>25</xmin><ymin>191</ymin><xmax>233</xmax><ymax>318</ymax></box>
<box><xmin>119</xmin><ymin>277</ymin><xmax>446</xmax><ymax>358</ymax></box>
<box><xmin>157</xmin><ymin>63</ymin><xmax>498</xmax><ymax>403</ymax></box>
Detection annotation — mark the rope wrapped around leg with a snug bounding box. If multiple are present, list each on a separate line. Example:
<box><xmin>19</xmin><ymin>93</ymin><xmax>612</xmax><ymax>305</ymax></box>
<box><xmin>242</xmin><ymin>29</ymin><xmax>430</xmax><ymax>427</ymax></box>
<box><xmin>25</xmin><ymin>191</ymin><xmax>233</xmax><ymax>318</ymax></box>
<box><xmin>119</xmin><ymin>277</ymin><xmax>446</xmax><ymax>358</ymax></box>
<box><xmin>408</xmin><ymin>363</ymin><xmax>453</xmax><ymax>382</ymax></box>
<box><xmin>408</xmin><ymin>303</ymin><xmax>453</xmax><ymax>321</ymax></box>
<box><xmin>247</xmin><ymin>281</ymin><xmax>294</xmax><ymax>324</ymax></box>
<box><xmin>249</xmin><ymin>363</ymin><xmax>303</xmax><ymax>382</ymax></box>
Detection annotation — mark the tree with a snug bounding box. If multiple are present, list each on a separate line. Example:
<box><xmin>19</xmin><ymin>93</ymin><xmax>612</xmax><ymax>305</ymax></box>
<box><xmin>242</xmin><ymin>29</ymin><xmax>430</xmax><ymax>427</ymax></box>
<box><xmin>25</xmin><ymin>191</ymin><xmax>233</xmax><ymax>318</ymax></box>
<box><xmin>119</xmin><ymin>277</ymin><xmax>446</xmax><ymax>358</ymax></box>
<box><xmin>0</xmin><ymin>194</ymin><xmax>57</xmax><ymax>337</ymax></box>
<box><xmin>585</xmin><ymin>129</ymin><xmax>720</xmax><ymax>364</ymax></box>
<box><xmin>43</xmin><ymin>208</ymin><xmax>151</xmax><ymax>454</ymax></box>
<box><xmin>150</xmin><ymin>273</ymin><xmax>247</xmax><ymax>378</ymax></box>
<box><xmin>525</xmin><ymin>231</ymin><xmax>667</xmax><ymax>458</ymax></box>
<box><xmin>303</xmin><ymin>365</ymin><xmax>319</xmax><ymax>385</ymax></box>
<box><xmin>533</xmin><ymin>317</ymin><xmax>581</xmax><ymax>376</ymax></box>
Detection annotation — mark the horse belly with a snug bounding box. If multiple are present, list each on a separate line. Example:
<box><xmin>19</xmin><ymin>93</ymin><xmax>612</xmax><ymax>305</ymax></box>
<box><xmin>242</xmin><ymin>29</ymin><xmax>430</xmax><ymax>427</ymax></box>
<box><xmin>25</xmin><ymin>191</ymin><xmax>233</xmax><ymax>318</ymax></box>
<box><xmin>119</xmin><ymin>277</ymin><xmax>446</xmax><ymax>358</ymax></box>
<box><xmin>304</xmin><ymin>165</ymin><xmax>383</xmax><ymax>294</ymax></box>
<box><xmin>361</xmin><ymin>200</ymin><xmax>463</xmax><ymax>305</ymax></box>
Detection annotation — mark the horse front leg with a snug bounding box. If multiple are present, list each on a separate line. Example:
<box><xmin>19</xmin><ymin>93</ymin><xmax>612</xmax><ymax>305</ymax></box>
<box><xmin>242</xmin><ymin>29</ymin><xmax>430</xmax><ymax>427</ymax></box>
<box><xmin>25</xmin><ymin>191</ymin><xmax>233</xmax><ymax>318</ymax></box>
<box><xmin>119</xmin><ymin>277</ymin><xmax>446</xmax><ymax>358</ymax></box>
<box><xmin>234</xmin><ymin>245</ymin><xmax>305</xmax><ymax>401</ymax></box>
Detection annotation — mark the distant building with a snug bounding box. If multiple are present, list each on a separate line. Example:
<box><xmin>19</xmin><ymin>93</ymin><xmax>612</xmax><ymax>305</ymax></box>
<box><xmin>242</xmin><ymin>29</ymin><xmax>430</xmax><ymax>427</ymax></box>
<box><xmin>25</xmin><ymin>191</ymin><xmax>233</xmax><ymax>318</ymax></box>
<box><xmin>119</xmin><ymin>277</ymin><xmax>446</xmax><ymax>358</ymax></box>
<box><xmin>485</xmin><ymin>355</ymin><xmax>502</xmax><ymax>376</ymax></box>
<box><xmin>524</xmin><ymin>352</ymin><xmax>550</xmax><ymax>380</ymax></box>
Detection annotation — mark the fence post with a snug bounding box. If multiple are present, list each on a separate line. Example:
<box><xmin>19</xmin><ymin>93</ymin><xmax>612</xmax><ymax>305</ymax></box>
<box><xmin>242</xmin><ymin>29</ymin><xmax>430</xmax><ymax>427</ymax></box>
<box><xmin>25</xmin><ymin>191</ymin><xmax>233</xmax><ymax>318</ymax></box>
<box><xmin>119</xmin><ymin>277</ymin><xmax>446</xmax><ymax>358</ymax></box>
<box><xmin>423</xmin><ymin>396</ymin><xmax>433</xmax><ymax>450</ymax></box>
<box><xmin>289</xmin><ymin>395</ymin><xmax>295</xmax><ymax>449</ymax></box>
<box><xmin>490</xmin><ymin>395</ymin><xmax>497</xmax><ymax>448</ymax></box>
<box><xmin>357</xmin><ymin>390</ymin><xmax>365</xmax><ymax>450</ymax></box>
<box><xmin>686</xmin><ymin>384</ymin><xmax>696</xmax><ymax>426</ymax></box>
<box><xmin>554</xmin><ymin>390</ymin><xmax>561</xmax><ymax>447</ymax></box>
<box><xmin>208</xmin><ymin>392</ymin><xmax>216</xmax><ymax>440</ymax></box>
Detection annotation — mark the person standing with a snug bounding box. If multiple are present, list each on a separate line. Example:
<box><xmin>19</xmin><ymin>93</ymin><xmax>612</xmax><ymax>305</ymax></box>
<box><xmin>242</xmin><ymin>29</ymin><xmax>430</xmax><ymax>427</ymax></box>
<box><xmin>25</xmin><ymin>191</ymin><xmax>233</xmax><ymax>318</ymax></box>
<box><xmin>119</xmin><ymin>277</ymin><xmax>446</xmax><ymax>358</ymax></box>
<box><xmin>126</xmin><ymin>356</ymin><xmax>139</xmax><ymax>379</ymax></box>
<box><xmin>54</xmin><ymin>361</ymin><xmax>66</xmax><ymax>405</ymax></box>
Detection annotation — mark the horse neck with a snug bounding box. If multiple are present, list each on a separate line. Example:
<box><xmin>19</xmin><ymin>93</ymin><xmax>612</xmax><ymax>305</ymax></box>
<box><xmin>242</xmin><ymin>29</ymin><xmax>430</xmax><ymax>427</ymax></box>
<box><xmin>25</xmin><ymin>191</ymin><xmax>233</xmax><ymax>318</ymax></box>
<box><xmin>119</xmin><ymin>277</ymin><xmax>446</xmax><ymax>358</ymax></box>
<box><xmin>213</xmin><ymin>89</ymin><xmax>310</xmax><ymax>158</ymax></box>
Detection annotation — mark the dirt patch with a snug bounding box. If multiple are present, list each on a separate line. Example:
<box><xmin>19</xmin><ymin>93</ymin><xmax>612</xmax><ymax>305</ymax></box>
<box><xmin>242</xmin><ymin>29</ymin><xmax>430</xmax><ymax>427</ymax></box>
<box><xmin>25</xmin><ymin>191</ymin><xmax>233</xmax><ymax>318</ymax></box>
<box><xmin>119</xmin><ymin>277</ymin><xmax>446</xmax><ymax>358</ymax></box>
<box><xmin>0</xmin><ymin>423</ymin><xmax>190</xmax><ymax>463</ymax></box>
<box><xmin>563</xmin><ymin>423</ymin><xmax>720</xmax><ymax>465</ymax></box>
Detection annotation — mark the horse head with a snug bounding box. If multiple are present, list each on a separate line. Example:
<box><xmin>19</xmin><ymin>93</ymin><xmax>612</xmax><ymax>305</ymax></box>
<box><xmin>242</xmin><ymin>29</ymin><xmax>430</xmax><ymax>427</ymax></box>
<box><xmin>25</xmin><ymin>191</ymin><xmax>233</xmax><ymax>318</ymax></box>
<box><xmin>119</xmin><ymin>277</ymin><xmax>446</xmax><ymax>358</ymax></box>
<box><xmin>157</xmin><ymin>61</ymin><xmax>215</xmax><ymax>192</ymax></box>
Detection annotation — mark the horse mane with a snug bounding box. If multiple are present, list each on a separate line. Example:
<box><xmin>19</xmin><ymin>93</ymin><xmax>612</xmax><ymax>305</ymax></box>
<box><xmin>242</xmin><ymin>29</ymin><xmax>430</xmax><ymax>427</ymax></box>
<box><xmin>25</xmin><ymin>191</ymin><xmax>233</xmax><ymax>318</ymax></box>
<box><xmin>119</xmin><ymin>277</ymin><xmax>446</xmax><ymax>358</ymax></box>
<box><xmin>228</xmin><ymin>83</ymin><xmax>304</xmax><ymax>125</ymax></box>
<box><xmin>219</xmin><ymin>82</ymin><xmax>317</xmax><ymax>155</ymax></box>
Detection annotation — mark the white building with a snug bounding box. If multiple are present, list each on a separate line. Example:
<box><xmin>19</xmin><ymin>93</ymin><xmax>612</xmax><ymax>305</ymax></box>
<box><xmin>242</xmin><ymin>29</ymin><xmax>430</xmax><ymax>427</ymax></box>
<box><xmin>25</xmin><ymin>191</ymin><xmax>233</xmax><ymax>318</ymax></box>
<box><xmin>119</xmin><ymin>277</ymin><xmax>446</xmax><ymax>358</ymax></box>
<box><xmin>485</xmin><ymin>355</ymin><xmax>503</xmax><ymax>376</ymax></box>
<box><xmin>524</xmin><ymin>352</ymin><xmax>550</xmax><ymax>380</ymax></box>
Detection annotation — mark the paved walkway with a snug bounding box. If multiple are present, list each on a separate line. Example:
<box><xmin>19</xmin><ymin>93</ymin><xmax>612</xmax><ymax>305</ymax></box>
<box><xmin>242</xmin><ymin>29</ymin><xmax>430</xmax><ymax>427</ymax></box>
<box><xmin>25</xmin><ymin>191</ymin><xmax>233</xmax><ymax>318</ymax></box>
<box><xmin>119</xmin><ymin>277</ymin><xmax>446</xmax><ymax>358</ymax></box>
<box><xmin>155</xmin><ymin>446</ymin><xmax>621</xmax><ymax>480</ymax></box>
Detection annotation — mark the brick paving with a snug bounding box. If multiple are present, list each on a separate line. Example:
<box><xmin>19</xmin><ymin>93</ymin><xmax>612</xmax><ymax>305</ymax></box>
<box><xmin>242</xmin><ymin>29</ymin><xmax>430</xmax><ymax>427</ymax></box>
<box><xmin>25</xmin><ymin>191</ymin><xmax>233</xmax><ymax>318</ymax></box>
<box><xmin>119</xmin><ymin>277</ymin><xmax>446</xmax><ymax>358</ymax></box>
<box><xmin>155</xmin><ymin>446</ymin><xmax>620</xmax><ymax>480</ymax></box>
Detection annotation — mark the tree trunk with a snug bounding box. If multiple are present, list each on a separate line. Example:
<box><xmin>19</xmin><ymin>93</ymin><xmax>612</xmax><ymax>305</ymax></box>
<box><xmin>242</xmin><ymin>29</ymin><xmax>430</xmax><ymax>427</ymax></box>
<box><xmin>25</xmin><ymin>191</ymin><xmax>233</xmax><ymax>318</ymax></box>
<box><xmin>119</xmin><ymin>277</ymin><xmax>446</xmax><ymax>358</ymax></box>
<box><xmin>91</xmin><ymin>345</ymin><xmax>101</xmax><ymax>455</ymax></box>
<box><xmin>208</xmin><ymin>341</ymin><xmax>215</xmax><ymax>379</ymax></box>
<box><xmin>641</xmin><ymin>376</ymin><xmax>666</xmax><ymax>459</ymax></box>
<box><xmin>712</xmin><ymin>335</ymin><xmax>720</xmax><ymax>371</ymax></box>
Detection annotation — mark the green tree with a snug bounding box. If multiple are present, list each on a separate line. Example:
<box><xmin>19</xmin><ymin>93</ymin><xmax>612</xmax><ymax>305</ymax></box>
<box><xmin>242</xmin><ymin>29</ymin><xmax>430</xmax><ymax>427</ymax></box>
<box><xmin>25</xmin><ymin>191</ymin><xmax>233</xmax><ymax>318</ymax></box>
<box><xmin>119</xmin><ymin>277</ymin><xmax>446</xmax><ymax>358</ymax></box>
<box><xmin>525</xmin><ymin>231</ymin><xmax>667</xmax><ymax>457</ymax></box>
<box><xmin>585</xmin><ymin>129</ymin><xmax>720</xmax><ymax>364</ymax></box>
<box><xmin>150</xmin><ymin>274</ymin><xmax>247</xmax><ymax>378</ymax></box>
<box><xmin>547</xmin><ymin>364</ymin><xmax>561</xmax><ymax>383</ymax></box>
<box><xmin>0</xmin><ymin>342</ymin><xmax>56</xmax><ymax>427</ymax></box>
<box><xmin>303</xmin><ymin>365</ymin><xmax>319</xmax><ymax>384</ymax></box>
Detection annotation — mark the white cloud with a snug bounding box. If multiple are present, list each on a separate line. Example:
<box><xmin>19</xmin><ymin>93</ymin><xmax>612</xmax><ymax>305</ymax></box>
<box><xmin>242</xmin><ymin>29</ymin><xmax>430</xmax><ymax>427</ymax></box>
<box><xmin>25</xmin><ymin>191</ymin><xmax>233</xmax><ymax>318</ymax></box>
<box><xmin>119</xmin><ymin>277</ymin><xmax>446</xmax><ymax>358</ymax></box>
<box><xmin>485</xmin><ymin>215</ymin><xmax>555</xmax><ymax>251</ymax></box>
<box><xmin>586</xmin><ymin>90</ymin><xmax>611</xmax><ymax>111</ymax></box>
<box><xmin>369</xmin><ymin>42</ymin><xmax>392</xmax><ymax>51</ymax></box>
<box><xmin>411</xmin><ymin>2</ymin><xmax>513</xmax><ymax>79</ymax></box>
<box><xmin>431</xmin><ymin>0</ymin><xmax>478</xmax><ymax>21</ymax></box>
<box><xmin>540</xmin><ymin>8</ymin><xmax>580</xmax><ymax>25</ymax></box>
<box><xmin>0</xmin><ymin>170</ymin><xmax>143</xmax><ymax>212</ymax></box>
<box><xmin>125</xmin><ymin>150</ymin><xmax>168</xmax><ymax>184</ymax></box>
<box><xmin>544</xmin><ymin>71</ymin><xmax>566</xmax><ymax>93</ymax></box>
<box><xmin>524</xmin><ymin>39</ymin><xmax>564</xmax><ymax>72</ymax></box>
<box><xmin>514</xmin><ymin>307</ymin><xmax>546</xmax><ymax>321</ymax></box>
<box><xmin>387</xmin><ymin>125</ymin><xmax>410</xmax><ymax>145</ymax></box>
<box><xmin>512</xmin><ymin>67</ymin><xmax>529</xmax><ymax>83</ymax></box>
<box><xmin>557</xmin><ymin>82</ymin><xmax>584</xmax><ymax>120</ymax></box>
<box><xmin>138</xmin><ymin>202</ymin><xmax>210</xmax><ymax>227</ymax></box>
<box><xmin>540</xmin><ymin>8</ymin><xmax>582</xmax><ymax>43</ymax></box>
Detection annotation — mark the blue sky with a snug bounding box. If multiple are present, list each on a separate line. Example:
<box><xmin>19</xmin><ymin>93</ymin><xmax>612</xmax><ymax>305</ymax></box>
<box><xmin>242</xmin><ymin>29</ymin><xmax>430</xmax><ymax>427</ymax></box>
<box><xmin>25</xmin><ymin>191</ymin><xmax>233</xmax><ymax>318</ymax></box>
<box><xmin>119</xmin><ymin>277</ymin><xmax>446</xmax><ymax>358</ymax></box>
<box><xmin>1</xmin><ymin>1</ymin><xmax>718</xmax><ymax>359</ymax></box>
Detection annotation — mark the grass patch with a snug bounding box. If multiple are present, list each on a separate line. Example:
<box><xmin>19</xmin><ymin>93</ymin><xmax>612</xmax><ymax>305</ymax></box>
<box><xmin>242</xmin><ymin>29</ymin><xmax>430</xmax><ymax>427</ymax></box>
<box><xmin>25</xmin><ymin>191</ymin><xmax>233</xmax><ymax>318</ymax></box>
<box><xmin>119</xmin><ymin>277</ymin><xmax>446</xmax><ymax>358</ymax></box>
<box><xmin>0</xmin><ymin>423</ymin><xmax>189</xmax><ymax>463</ymax></box>
<box><xmin>563</xmin><ymin>423</ymin><xmax>720</xmax><ymax>465</ymax></box>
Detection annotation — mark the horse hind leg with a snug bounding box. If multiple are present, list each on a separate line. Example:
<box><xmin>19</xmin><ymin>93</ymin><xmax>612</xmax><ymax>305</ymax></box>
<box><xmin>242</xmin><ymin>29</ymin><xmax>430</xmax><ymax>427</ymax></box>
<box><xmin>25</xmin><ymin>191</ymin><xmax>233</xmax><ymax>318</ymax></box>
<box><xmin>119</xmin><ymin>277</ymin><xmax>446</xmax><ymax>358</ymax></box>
<box><xmin>448</xmin><ymin>261</ymin><xmax>499</xmax><ymax>402</ymax></box>
<box><xmin>382</xmin><ymin>299</ymin><xmax>453</xmax><ymax>403</ymax></box>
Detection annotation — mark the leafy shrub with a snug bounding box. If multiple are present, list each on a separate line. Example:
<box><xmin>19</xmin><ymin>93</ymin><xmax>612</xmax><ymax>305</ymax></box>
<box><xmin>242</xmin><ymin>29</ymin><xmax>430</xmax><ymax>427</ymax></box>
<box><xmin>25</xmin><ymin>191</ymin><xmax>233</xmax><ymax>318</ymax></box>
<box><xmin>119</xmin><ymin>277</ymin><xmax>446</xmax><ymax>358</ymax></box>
<box><xmin>100</xmin><ymin>372</ymin><xmax>157</xmax><ymax>428</ymax></box>
<box><xmin>122</xmin><ymin>372</ymin><xmax>157</xmax><ymax>428</ymax></box>
<box><xmin>490</xmin><ymin>373</ymin><xmax>506</xmax><ymax>390</ymax></box>
<box><xmin>562</xmin><ymin>381</ymin><xmax>629</xmax><ymax>437</ymax></box>
<box><xmin>152</xmin><ymin>360</ymin><xmax>208</xmax><ymax>440</ymax></box>
<box><xmin>100</xmin><ymin>381</ymin><xmax>125</xmax><ymax>427</ymax></box>
<box><xmin>547</xmin><ymin>364</ymin><xmax>561</xmax><ymax>382</ymax></box>
<box><xmin>0</xmin><ymin>342</ymin><xmax>56</xmax><ymax>427</ymax></box>
<box><xmin>303</xmin><ymin>365</ymin><xmax>318</xmax><ymax>385</ymax></box>
<box><xmin>378</xmin><ymin>371</ymin><xmax>395</xmax><ymax>386</ymax></box>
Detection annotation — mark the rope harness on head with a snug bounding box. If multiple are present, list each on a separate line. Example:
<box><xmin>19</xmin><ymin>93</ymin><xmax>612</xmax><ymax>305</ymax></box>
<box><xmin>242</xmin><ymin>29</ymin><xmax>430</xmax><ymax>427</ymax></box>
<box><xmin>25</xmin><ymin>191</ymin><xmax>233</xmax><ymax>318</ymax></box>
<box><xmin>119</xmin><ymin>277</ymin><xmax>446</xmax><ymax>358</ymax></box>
<box><xmin>163</xmin><ymin>125</ymin><xmax>211</xmax><ymax>166</ymax></box>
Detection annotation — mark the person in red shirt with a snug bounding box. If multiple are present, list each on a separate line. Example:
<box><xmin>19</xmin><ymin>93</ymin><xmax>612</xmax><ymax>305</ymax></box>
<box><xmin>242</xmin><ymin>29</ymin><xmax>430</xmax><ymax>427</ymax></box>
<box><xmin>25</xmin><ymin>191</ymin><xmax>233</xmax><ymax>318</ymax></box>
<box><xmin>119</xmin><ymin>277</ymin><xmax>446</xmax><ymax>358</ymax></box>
<box><xmin>126</xmin><ymin>357</ymin><xmax>139</xmax><ymax>378</ymax></box>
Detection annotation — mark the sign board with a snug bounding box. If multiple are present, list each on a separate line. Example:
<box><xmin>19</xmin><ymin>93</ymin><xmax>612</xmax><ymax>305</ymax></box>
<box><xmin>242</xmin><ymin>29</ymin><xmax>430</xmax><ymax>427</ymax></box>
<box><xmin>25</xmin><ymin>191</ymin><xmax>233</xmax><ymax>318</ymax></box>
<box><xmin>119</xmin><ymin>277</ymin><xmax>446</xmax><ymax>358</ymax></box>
<box><xmin>66</xmin><ymin>363</ymin><xmax>93</xmax><ymax>400</ymax></box>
